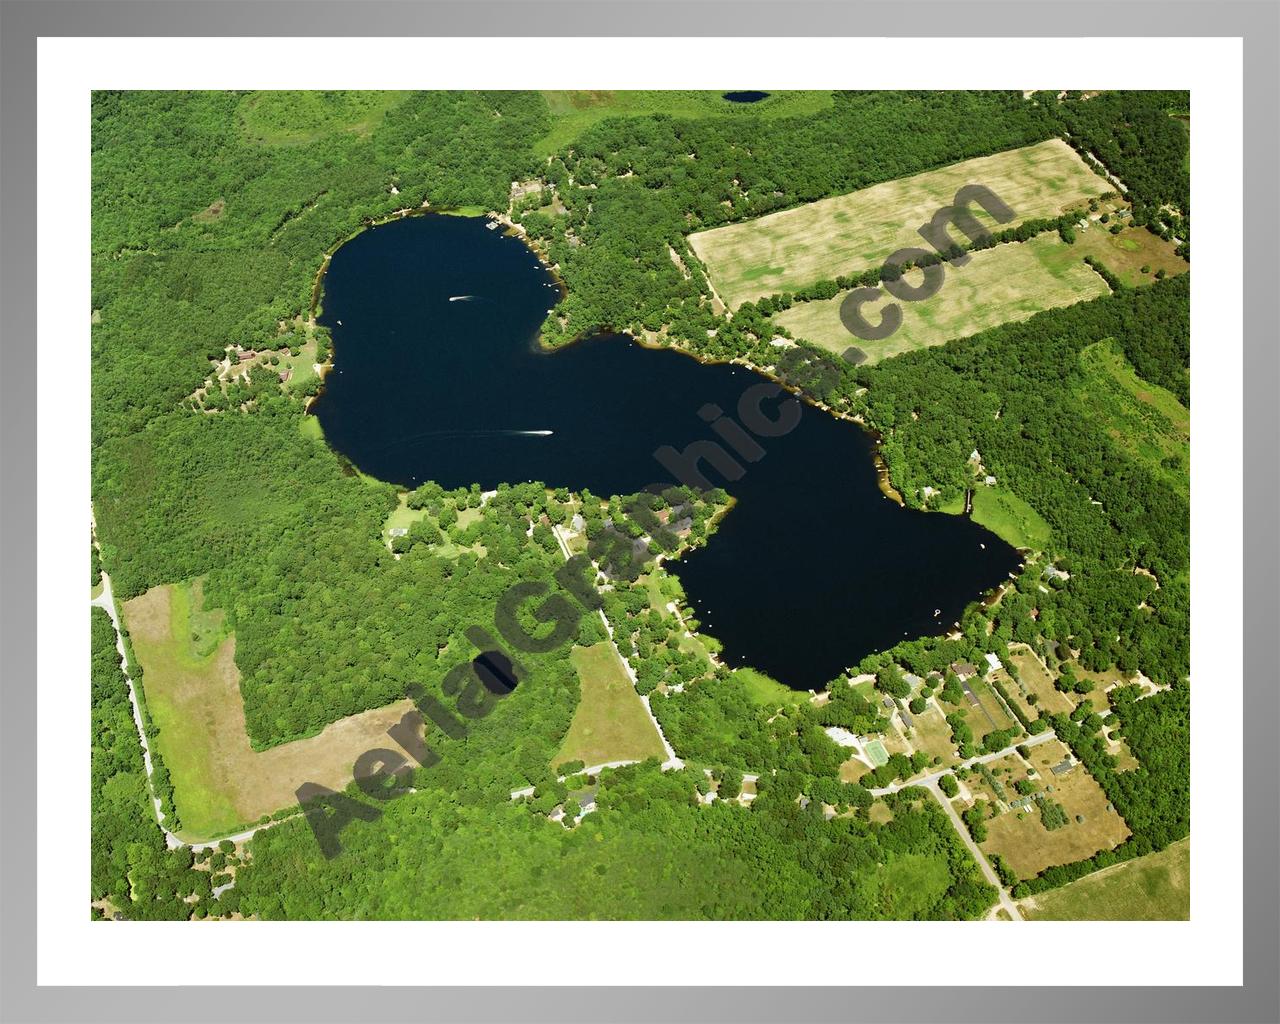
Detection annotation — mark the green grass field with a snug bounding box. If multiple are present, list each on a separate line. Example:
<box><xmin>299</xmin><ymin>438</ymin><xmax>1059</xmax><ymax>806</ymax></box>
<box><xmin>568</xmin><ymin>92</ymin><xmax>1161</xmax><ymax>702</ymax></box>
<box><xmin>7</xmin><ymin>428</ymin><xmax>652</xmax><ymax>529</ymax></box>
<box><xmin>690</xmin><ymin>139</ymin><xmax>1109</xmax><ymax>309</ymax></box>
<box><xmin>1074</xmin><ymin>338</ymin><xmax>1189</xmax><ymax>494</ymax></box>
<box><xmin>964</xmin><ymin>487</ymin><xmax>1053</xmax><ymax>551</ymax></box>
<box><xmin>878</xmin><ymin>850</ymin><xmax>955</xmax><ymax>918</ymax></box>
<box><xmin>555</xmin><ymin>643</ymin><xmax>667</xmax><ymax>768</ymax></box>
<box><xmin>123</xmin><ymin>583</ymin><xmax>246</xmax><ymax>837</ymax></box>
<box><xmin>773</xmin><ymin>232</ymin><xmax>1110</xmax><ymax>365</ymax></box>
<box><xmin>1021</xmin><ymin>838</ymin><xmax>1189</xmax><ymax>920</ymax></box>
<box><xmin>733</xmin><ymin>667</ymin><xmax>804</xmax><ymax>709</ymax></box>
<box><xmin>298</xmin><ymin>415</ymin><xmax>325</xmax><ymax>441</ymax></box>
<box><xmin>535</xmin><ymin>90</ymin><xmax>834</xmax><ymax>157</ymax></box>
<box><xmin>910</xmin><ymin>704</ymin><xmax>962</xmax><ymax>768</ymax></box>
<box><xmin>238</xmin><ymin>91</ymin><xmax>408</xmax><ymax>146</ymax></box>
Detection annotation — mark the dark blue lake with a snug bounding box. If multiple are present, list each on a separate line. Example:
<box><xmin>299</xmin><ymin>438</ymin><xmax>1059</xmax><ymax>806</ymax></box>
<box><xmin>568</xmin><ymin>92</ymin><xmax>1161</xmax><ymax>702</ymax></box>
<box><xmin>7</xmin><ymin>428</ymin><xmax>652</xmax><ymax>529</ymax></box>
<box><xmin>723</xmin><ymin>91</ymin><xmax>770</xmax><ymax>103</ymax></box>
<box><xmin>311</xmin><ymin>214</ymin><xmax>1019</xmax><ymax>690</ymax></box>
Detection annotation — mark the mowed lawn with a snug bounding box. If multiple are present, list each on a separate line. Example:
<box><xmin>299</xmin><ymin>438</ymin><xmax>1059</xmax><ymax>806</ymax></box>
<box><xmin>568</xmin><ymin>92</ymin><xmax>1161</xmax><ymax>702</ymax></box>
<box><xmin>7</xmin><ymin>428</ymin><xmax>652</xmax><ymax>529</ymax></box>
<box><xmin>555</xmin><ymin>643</ymin><xmax>667</xmax><ymax>769</ymax></box>
<box><xmin>773</xmin><ymin>232</ymin><xmax>1110</xmax><ymax>364</ymax></box>
<box><xmin>1021</xmin><ymin>838</ymin><xmax>1189</xmax><ymax>920</ymax></box>
<box><xmin>124</xmin><ymin>581</ymin><xmax>414</xmax><ymax>840</ymax></box>
<box><xmin>943</xmin><ymin>486</ymin><xmax>1053</xmax><ymax>552</ymax></box>
<box><xmin>689</xmin><ymin>139</ymin><xmax>1108</xmax><ymax>309</ymax></box>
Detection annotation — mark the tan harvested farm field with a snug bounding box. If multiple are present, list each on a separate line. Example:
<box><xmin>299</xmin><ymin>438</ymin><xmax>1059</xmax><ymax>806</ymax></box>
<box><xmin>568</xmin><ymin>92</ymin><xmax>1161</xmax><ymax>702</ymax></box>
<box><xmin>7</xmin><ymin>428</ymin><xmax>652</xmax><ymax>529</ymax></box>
<box><xmin>772</xmin><ymin>232</ymin><xmax>1111</xmax><ymax>364</ymax></box>
<box><xmin>687</xmin><ymin>139</ymin><xmax>1109</xmax><ymax>309</ymax></box>
<box><xmin>124</xmin><ymin>582</ymin><xmax>414</xmax><ymax>840</ymax></box>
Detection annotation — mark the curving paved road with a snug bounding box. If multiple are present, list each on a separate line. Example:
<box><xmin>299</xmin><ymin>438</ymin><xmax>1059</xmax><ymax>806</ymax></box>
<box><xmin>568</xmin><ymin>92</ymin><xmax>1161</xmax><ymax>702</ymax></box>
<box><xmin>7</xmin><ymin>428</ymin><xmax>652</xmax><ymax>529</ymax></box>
<box><xmin>868</xmin><ymin>730</ymin><xmax>1058</xmax><ymax>920</ymax></box>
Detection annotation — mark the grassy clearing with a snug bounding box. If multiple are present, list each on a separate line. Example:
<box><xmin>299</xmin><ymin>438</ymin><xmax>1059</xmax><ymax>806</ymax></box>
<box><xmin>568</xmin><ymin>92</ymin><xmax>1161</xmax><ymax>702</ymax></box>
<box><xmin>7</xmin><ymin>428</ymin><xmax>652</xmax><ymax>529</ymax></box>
<box><xmin>840</xmin><ymin>758</ymin><xmax>871</xmax><ymax>785</ymax></box>
<box><xmin>381</xmin><ymin>494</ymin><xmax>486</xmax><ymax>558</ymax></box>
<box><xmin>980</xmin><ymin>739</ymin><xmax>1130</xmax><ymax>880</ymax></box>
<box><xmin>909</xmin><ymin>704</ymin><xmax>962</xmax><ymax>768</ymax></box>
<box><xmin>868</xmin><ymin>801</ymin><xmax>894</xmax><ymax>825</ymax></box>
<box><xmin>1074</xmin><ymin>338</ymin><xmax>1189</xmax><ymax>494</ymax></box>
<box><xmin>237</xmin><ymin>91</ymin><xmax>408</xmax><ymax>146</ymax></box>
<box><xmin>1005</xmin><ymin>647</ymin><xmax>1074</xmax><ymax>716</ymax></box>
<box><xmin>879</xmin><ymin>851</ymin><xmax>954</xmax><ymax>918</ymax></box>
<box><xmin>691</xmin><ymin>139</ymin><xmax>1108</xmax><ymax>309</ymax></box>
<box><xmin>124</xmin><ymin>582</ymin><xmax>414</xmax><ymax>840</ymax></box>
<box><xmin>535</xmin><ymin>90</ymin><xmax>833</xmax><ymax>157</ymax></box>
<box><xmin>298</xmin><ymin>415</ymin><xmax>324</xmax><ymax>441</ymax></box>
<box><xmin>1066</xmin><ymin>223</ymin><xmax>1188</xmax><ymax>288</ymax></box>
<box><xmin>555</xmin><ymin>643</ymin><xmax>666</xmax><ymax>768</ymax></box>
<box><xmin>384</xmin><ymin>494</ymin><xmax>429</xmax><ymax>536</ymax></box>
<box><xmin>734</xmin><ymin>667</ymin><xmax>803</xmax><ymax>709</ymax></box>
<box><xmin>773</xmin><ymin>232</ymin><xmax>1110</xmax><ymax>364</ymax></box>
<box><xmin>969</xmin><ymin>487</ymin><xmax>1053</xmax><ymax>551</ymax></box>
<box><xmin>1021</xmin><ymin>837</ymin><xmax>1189</xmax><ymax>920</ymax></box>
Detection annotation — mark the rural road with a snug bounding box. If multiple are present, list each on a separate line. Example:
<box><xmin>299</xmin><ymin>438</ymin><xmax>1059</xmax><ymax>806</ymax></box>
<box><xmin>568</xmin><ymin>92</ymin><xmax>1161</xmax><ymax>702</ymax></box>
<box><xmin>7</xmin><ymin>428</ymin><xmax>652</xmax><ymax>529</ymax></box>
<box><xmin>868</xmin><ymin>729</ymin><xmax>1059</xmax><ymax>921</ymax></box>
<box><xmin>91</xmin><ymin>566</ymin><xmax>183</xmax><ymax>849</ymax></box>
<box><xmin>91</xmin><ymin>540</ymin><xmax>283</xmax><ymax>853</ymax></box>
<box><xmin>922</xmin><ymin>773</ymin><xmax>1023</xmax><ymax>921</ymax></box>
<box><xmin>550</xmin><ymin>522</ymin><xmax>683</xmax><ymax>770</ymax></box>
<box><xmin>867</xmin><ymin>728</ymin><xmax>1058</xmax><ymax>798</ymax></box>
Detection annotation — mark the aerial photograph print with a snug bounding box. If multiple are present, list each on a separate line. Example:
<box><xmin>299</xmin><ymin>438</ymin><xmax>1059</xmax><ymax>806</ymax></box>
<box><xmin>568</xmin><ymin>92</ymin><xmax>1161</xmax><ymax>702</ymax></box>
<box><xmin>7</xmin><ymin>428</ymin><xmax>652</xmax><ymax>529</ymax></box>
<box><xmin>90</xmin><ymin>88</ymin><xmax>1191</xmax><ymax>923</ymax></box>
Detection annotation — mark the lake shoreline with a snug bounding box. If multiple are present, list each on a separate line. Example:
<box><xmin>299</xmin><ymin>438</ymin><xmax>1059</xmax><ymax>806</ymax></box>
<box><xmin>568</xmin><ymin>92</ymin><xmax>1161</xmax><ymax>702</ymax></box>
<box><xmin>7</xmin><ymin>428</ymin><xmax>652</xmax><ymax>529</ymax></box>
<box><xmin>306</xmin><ymin>211</ymin><xmax>1022</xmax><ymax>689</ymax></box>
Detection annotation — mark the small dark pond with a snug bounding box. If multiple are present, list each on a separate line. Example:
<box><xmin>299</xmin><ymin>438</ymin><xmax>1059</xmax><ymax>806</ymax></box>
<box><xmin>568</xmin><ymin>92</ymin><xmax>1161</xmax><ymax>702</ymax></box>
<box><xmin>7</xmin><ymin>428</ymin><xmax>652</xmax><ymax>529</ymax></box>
<box><xmin>311</xmin><ymin>214</ymin><xmax>1019</xmax><ymax>690</ymax></box>
<box><xmin>722</xmin><ymin>91</ymin><xmax>770</xmax><ymax>103</ymax></box>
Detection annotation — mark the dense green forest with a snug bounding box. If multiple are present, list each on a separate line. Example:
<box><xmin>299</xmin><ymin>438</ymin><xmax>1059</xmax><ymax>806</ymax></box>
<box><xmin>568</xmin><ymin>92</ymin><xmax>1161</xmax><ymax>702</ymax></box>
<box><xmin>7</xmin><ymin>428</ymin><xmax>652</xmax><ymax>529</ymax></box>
<box><xmin>234</xmin><ymin>762</ymin><xmax>994</xmax><ymax>920</ymax></box>
<box><xmin>1044</xmin><ymin>90</ymin><xmax>1190</xmax><ymax>255</ymax></box>
<box><xmin>856</xmin><ymin>278</ymin><xmax>1190</xmax><ymax>687</ymax></box>
<box><xmin>92</xmin><ymin>89</ymin><xmax>1189</xmax><ymax>918</ymax></box>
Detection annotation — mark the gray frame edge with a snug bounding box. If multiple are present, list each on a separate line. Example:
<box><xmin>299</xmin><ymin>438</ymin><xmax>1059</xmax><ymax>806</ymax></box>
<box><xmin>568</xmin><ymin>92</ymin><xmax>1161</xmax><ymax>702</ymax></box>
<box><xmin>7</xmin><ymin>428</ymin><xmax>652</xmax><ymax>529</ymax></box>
<box><xmin>0</xmin><ymin>2</ymin><xmax>1275</xmax><ymax>1022</ymax></box>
